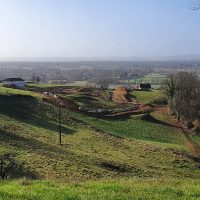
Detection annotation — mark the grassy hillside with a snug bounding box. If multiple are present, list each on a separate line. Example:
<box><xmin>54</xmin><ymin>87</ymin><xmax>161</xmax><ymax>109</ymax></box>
<box><xmin>72</xmin><ymin>112</ymin><xmax>185</xmax><ymax>145</ymax></box>
<box><xmin>0</xmin><ymin>86</ymin><xmax>42</xmax><ymax>99</ymax></box>
<box><xmin>1</xmin><ymin>85</ymin><xmax>200</xmax><ymax>199</ymax></box>
<box><xmin>2</xmin><ymin>110</ymin><xmax>200</xmax><ymax>181</ymax></box>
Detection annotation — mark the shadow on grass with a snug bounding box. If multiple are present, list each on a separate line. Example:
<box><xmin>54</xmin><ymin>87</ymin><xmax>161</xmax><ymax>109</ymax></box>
<box><xmin>0</xmin><ymin>128</ymin><xmax>78</xmax><ymax>161</ymax></box>
<box><xmin>0</xmin><ymin>95</ymin><xmax>75</xmax><ymax>135</ymax></box>
<box><xmin>100</xmin><ymin>161</ymin><xmax>142</xmax><ymax>174</ymax></box>
<box><xmin>141</xmin><ymin>114</ymin><xmax>177</xmax><ymax>128</ymax></box>
<box><xmin>0</xmin><ymin>127</ymin><xmax>105</xmax><ymax>179</ymax></box>
<box><xmin>0</xmin><ymin>152</ymin><xmax>38</xmax><ymax>180</ymax></box>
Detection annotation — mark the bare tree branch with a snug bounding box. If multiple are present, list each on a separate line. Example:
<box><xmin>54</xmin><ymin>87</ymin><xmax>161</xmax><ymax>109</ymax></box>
<box><xmin>192</xmin><ymin>1</ymin><xmax>200</xmax><ymax>10</ymax></box>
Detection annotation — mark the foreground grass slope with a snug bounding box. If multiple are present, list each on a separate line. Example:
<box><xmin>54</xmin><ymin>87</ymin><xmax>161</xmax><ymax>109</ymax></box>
<box><xmin>1</xmin><ymin>179</ymin><xmax>200</xmax><ymax>200</ymax></box>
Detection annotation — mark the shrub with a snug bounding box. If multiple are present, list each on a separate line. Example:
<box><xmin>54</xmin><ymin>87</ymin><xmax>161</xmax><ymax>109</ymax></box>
<box><xmin>151</xmin><ymin>96</ymin><xmax>168</xmax><ymax>105</ymax></box>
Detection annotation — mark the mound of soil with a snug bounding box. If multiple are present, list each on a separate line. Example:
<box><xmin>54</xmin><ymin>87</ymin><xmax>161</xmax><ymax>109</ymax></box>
<box><xmin>112</xmin><ymin>86</ymin><xmax>130</xmax><ymax>103</ymax></box>
<box><xmin>43</xmin><ymin>95</ymin><xmax>78</xmax><ymax>111</ymax></box>
<box><xmin>78</xmin><ymin>87</ymin><xmax>94</xmax><ymax>93</ymax></box>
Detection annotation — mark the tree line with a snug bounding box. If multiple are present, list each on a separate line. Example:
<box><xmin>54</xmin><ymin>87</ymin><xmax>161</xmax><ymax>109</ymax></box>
<box><xmin>164</xmin><ymin>72</ymin><xmax>200</xmax><ymax>133</ymax></box>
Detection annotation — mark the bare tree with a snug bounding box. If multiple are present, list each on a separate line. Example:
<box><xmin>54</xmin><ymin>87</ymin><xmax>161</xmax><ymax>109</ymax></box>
<box><xmin>163</xmin><ymin>74</ymin><xmax>176</xmax><ymax>113</ymax></box>
<box><xmin>164</xmin><ymin>72</ymin><xmax>200</xmax><ymax>132</ymax></box>
<box><xmin>192</xmin><ymin>1</ymin><xmax>200</xmax><ymax>10</ymax></box>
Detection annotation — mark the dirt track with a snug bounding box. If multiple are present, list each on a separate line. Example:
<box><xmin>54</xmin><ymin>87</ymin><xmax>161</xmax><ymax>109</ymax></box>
<box><xmin>183</xmin><ymin>133</ymin><xmax>200</xmax><ymax>157</ymax></box>
<box><xmin>86</xmin><ymin>104</ymin><xmax>153</xmax><ymax>118</ymax></box>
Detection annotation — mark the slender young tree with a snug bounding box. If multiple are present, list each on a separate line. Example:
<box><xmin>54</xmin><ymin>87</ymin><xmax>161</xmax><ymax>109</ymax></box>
<box><xmin>58</xmin><ymin>104</ymin><xmax>62</xmax><ymax>145</ymax></box>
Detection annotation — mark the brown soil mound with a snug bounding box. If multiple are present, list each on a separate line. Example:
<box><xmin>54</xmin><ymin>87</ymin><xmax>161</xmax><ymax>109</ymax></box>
<box><xmin>112</xmin><ymin>86</ymin><xmax>129</xmax><ymax>103</ymax></box>
<box><xmin>78</xmin><ymin>87</ymin><xmax>93</xmax><ymax>93</ymax></box>
<box><xmin>43</xmin><ymin>95</ymin><xmax>78</xmax><ymax>111</ymax></box>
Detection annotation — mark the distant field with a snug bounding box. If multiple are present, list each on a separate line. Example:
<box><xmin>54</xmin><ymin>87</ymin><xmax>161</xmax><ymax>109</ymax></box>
<box><xmin>1</xmin><ymin>179</ymin><xmax>200</xmax><ymax>200</ymax></box>
<box><xmin>132</xmin><ymin>90</ymin><xmax>163</xmax><ymax>104</ymax></box>
<box><xmin>26</xmin><ymin>83</ymin><xmax>67</xmax><ymax>88</ymax></box>
<box><xmin>65</xmin><ymin>81</ymin><xmax>88</xmax><ymax>86</ymax></box>
<box><xmin>27</xmin><ymin>81</ymin><xmax>88</xmax><ymax>88</ymax></box>
<box><xmin>125</xmin><ymin>73</ymin><xmax>167</xmax><ymax>85</ymax></box>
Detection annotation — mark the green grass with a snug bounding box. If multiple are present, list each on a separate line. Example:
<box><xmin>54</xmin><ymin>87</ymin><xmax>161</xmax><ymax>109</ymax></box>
<box><xmin>133</xmin><ymin>90</ymin><xmax>163</xmax><ymax>104</ymax></box>
<box><xmin>71</xmin><ymin>112</ymin><xmax>185</xmax><ymax>145</ymax></box>
<box><xmin>190</xmin><ymin>135</ymin><xmax>200</xmax><ymax>146</ymax></box>
<box><xmin>27</xmin><ymin>81</ymin><xmax>88</xmax><ymax>88</ymax></box>
<box><xmin>26</xmin><ymin>83</ymin><xmax>67</xmax><ymax>88</ymax></box>
<box><xmin>1</xmin><ymin>179</ymin><xmax>200</xmax><ymax>200</ymax></box>
<box><xmin>126</xmin><ymin>73</ymin><xmax>167</xmax><ymax>85</ymax></box>
<box><xmin>0</xmin><ymin>86</ymin><xmax>42</xmax><ymax>99</ymax></box>
<box><xmin>1</xmin><ymin>112</ymin><xmax>196</xmax><ymax>181</ymax></box>
<box><xmin>1</xmin><ymin>111</ymin><xmax>197</xmax><ymax>181</ymax></box>
<box><xmin>65</xmin><ymin>81</ymin><xmax>88</xmax><ymax>87</ymax></box>
<box><xmin>66</xmin><ymin>93</ymin><xmax>118</xmax><ymax>109</ymax></box>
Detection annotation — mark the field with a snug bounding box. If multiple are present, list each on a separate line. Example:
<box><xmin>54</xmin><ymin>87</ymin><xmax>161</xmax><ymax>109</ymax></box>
<box><xmin>123</xmin><ymin>73</ymin><xmax>166</xmax><ymax>86</ymax></box>
<box><xmin>72</xmin><ymin>112</ymin><xmax>184</xmax><ymax>145</ymax></box>
<box><xmin>132</xmin><ymin>90</ymin><xmax>163</xmax><ymax>104</ymax></box>
<box><xmin>27</xmin><ymin>81</ymin><xmax>88</xmax><ymax>88</ymax></box>
<box><xmin>0</xmin><ymin>86</ymin><xmax>42</xmax><ymax>99</ymax></box>
<box><xmin>133</xmin><ymin>73</ymin><xmax>166</xmax><ymax>84</ymax></box>
<box><xmin>0</xmin><ymin>84</ymin><xmax>200</xmax><ymax>199</ymax></box>
<box><xmin>122</xmin><ymin>73</ymin><xmax>167</xmax><ymax>89</ymax></box>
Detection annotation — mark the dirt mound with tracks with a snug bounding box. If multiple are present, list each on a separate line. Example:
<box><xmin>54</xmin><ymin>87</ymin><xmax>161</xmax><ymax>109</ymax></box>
<box><xmin>42</xmin><ymin>95</ymin><xmax>78</xmax><ymax>111</ymax></box>
<box><xmin>112</xmin><ymin>86</ymin><xmax>130</xmax><ymax>103</ymax></box>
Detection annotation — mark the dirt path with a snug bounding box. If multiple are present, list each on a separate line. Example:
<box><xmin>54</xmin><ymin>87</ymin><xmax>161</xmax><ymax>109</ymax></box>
<box><xmin>177</xmin><ymin>127</ymin><xmax>200</xmax><ymax>158</ymax></box>
<box><xmin>86</xmin><ymin>105</ymin><xmax>153</xmax><ymax>118</ymax></box>
<box><xmin>183</xmin><ymin>133</ymin><xmax>200</xmax><ymax>157</ymax></box>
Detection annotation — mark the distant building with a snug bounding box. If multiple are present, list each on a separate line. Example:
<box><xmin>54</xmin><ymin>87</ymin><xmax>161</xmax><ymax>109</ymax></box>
<box><xmin>2</xmin><ymin>78</ymin><xmax>26</xmax><ymax>88</ymax></box>
<box><xmin>132</xmin><ymin>84</ymin><xmax>140</xmax><ymax>90</ymax></box>
<box><xmin>139</xmin><ymin>83</ymin><xmax>151</xmax><ymax>90</ymax></box>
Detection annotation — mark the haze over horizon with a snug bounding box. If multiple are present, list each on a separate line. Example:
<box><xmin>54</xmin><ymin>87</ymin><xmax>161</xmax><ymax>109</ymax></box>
<box><xmin>0</xmin><ymin>0</ymin><xmax>200</xmax><ymax>59</ymax></box>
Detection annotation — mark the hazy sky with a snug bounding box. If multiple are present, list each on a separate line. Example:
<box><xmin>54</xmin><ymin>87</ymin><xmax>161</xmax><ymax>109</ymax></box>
<box><xmin>0</xmin><ymin>0</ymin><xmax>200</xmax><ymax>59</ymax></box>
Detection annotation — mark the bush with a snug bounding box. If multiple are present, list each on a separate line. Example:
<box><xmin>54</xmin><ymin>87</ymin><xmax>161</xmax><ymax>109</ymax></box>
<box><xmin>151</xmin><ymin>96</ymin><xmax>168</xmax><ymax>105</ymax></box>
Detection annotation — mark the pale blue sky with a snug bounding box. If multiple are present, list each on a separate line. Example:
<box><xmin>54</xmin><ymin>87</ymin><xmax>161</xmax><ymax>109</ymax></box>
<box><xmin>0</xmin><ymin>0</ymin><xmax>200</xmax><ymax>59</ymax></box>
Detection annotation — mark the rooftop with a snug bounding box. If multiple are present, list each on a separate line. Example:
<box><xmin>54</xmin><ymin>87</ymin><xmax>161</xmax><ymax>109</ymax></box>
<box><xmin>3</xmin><ymin>78</ymin><xmax>25</xmax><ymax>82</ymax></box>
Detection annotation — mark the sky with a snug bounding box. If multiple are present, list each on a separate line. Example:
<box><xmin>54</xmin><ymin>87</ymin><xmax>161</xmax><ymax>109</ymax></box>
<box><xmin>0</xmin><ymin>0</ymin><xmax>200</xmax><ymax>60</ymax></box>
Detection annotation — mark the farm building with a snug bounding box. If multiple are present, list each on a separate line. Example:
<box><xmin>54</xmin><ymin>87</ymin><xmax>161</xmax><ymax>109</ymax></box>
<box><xmin>2</xmin><ymin>78</ymin><xmax>26</xmax><ymax>88</ymax></box>
<box><xmin>139</xmin><ymin>83</ymin><xmax>151</xmax><ymax>90</ymax></box>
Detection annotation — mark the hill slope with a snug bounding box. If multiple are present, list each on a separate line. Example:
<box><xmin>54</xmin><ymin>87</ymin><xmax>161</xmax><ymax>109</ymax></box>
<box><xmin>0</xmin><ymin>87</ymin><xmax>200</xmax><ymax>199</ymax></box>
